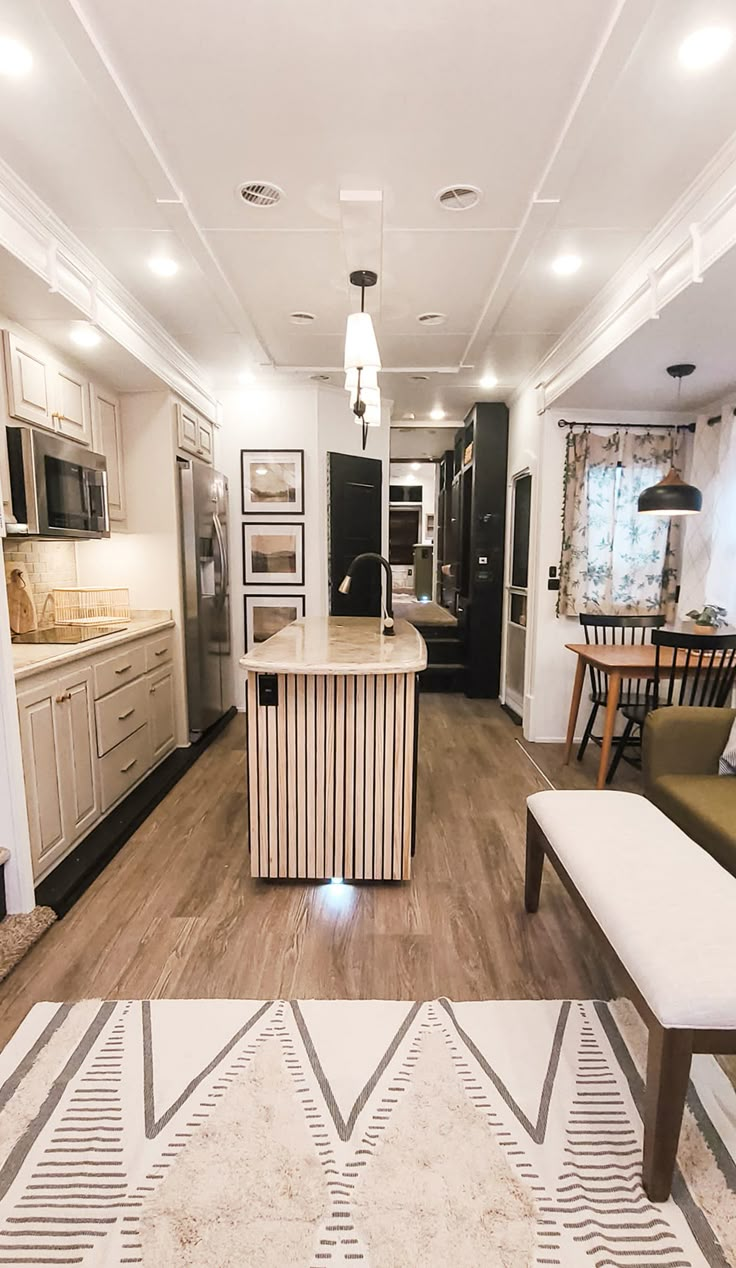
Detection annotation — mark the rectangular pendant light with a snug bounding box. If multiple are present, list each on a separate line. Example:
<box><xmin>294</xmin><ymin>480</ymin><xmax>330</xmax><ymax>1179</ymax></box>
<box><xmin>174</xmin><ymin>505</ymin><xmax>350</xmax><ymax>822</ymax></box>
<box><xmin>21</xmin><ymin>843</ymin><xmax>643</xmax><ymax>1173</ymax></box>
<box><xmin>344</xmin><ymin>311</ymin><xmax>381</xmax><ymax>372</ymax></box>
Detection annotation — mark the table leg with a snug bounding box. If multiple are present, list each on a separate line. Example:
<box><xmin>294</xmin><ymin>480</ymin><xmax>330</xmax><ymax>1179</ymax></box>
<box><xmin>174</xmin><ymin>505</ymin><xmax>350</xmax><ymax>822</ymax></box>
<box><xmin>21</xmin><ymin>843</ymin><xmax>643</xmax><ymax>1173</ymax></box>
<box><xmin>597</xmin><ymin>672</ymin><xmax>621</xmax><ymax>790</ymax></box>
<box><xmin>563</xmin><ymin>656</ymin><xmax>586</xmax><ymax>765</ymax></box>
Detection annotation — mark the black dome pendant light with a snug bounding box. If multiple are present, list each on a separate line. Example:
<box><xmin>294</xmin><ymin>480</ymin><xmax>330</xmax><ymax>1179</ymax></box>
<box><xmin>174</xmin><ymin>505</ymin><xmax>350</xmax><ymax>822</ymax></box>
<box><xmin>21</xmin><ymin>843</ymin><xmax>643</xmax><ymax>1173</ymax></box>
<box><xmin>637</xmin><ymin>364</ymin><xmax>703</xmax><ymax>516</ymax></box>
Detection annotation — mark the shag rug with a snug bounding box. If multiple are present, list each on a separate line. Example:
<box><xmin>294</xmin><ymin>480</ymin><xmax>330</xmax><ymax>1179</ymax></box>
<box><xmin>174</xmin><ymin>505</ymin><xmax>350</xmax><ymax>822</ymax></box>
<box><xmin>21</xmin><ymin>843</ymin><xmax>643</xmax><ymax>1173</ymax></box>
<box><xmin>0</xmin><ymin>999</ymin><xmax>734</xmax><ymax>1267</ymax></box>
<box><xmin>0</xmin><ymin>906</ymin><xmax>56</xmax><ymax>983</ymax></box>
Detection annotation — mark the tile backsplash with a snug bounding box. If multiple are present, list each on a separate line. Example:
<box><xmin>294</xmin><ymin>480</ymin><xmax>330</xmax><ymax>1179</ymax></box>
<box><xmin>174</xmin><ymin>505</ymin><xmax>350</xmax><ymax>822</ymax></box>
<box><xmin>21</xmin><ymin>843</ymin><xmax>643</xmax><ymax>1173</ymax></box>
<box><xmin>3</xmin><ymin>539</ymin><xmax>77</xmax><ymax>628</ymax></box>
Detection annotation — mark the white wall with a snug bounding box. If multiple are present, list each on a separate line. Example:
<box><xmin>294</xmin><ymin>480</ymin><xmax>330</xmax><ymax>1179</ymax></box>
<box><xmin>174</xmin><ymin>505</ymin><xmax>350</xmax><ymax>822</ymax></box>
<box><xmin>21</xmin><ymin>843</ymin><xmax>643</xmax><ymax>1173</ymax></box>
<box><xmin>505</xmin><ymin>389</ymin><xmax>691</xmax><ymax>743</ymax></box>
<box><xmin>76</xmin><ymin>392</ymin><xmax>188</xmax><ymax>745</ymax></box>
<box><xmin>217</xmin><ymin>382</ymin><xmax>390</xmax><ymax>711</ymax></box>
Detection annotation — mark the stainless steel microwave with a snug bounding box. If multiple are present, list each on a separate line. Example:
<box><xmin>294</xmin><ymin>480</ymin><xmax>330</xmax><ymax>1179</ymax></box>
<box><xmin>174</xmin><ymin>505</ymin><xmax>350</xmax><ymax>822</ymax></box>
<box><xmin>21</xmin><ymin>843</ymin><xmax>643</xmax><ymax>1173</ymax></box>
<box><xmin>6</xmin><ymin>426</ymin><xmax>110</xmax><ymax>539</ymax></box>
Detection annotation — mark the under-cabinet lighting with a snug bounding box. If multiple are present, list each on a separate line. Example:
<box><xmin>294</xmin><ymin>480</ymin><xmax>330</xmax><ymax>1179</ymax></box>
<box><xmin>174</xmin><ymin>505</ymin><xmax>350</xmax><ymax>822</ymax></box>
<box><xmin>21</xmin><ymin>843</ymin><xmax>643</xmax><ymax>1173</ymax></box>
<box><xmin>430</xmin><ymin>408</ymin><xmax>445</xmax><ymax>421</ymax></box>
<box><xmin>70</xmin><ymin>325</ymin><xmax>101</xmax><ymax>349</ymax></box>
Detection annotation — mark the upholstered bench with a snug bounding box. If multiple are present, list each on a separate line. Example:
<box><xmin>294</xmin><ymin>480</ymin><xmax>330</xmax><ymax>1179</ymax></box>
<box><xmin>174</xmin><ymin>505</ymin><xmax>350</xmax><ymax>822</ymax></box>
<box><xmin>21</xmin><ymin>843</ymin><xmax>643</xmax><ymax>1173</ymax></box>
<box><xmin>525</xmin><ymin>789</ymin><xmax>736</xmax><ymax>1202</ymax></box>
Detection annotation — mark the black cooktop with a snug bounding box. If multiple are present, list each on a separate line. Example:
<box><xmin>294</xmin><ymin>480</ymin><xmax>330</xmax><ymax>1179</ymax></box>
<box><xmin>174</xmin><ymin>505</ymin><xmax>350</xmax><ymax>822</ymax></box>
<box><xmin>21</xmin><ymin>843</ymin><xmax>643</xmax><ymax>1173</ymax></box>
<box><xmin>12</xmin><ymin>623</ymin><xmax>127</xmax><ymax>645</ymax></box>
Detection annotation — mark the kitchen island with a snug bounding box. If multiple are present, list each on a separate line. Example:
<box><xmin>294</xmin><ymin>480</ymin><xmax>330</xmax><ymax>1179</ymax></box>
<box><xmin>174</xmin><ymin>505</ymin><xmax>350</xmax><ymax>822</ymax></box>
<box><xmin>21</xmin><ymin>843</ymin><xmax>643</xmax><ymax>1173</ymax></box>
<box><xmin>240</xmin><ymin>616</ymin><xmax>427</xmax><ymax>881</ymax></box>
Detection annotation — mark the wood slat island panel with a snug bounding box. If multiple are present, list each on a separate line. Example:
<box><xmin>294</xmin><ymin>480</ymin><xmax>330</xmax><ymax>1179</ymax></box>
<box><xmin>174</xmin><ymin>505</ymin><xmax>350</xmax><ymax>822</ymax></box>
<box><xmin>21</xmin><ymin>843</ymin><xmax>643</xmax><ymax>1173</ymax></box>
<box><xmin>242</xmin><ymin>617</ymin><xmax>426</xmax><ymax>882</ymax></box>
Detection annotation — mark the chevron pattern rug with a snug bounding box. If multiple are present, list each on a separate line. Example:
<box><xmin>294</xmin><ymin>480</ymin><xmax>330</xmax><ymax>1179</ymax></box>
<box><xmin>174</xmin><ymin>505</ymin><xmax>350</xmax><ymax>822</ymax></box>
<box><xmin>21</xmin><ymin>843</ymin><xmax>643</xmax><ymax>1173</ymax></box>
<box><xmin>0</xmin><ymin>999</ymin><xmax>734</xmax><ymax>1266</ymax></box>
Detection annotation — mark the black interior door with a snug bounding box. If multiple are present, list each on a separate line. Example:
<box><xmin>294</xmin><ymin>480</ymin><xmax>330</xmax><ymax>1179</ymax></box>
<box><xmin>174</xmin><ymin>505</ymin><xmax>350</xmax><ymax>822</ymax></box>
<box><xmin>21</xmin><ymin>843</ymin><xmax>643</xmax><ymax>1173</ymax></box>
<box><xmin>328</xmin><ymin>452</ymin><xmax>383</xmax><ymax>616</ymax></box>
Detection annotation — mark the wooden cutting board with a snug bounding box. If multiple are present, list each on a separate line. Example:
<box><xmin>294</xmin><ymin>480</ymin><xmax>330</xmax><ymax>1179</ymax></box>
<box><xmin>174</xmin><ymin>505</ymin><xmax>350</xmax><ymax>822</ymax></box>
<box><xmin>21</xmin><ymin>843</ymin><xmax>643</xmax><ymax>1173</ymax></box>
<box><xmin>6</xmin><ymin>568</ymin><xmax>37</xmax><ymax>634</ymax></box>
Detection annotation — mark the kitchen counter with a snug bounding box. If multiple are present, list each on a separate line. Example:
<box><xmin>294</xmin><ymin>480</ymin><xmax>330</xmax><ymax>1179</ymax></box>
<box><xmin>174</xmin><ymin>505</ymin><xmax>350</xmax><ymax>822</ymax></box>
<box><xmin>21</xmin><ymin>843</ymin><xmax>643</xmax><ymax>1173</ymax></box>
<box><xmin>239</xmin><ymin>616</ymin><xmax>427</xmax><ymax>676</ymax></box>
<box><xmin>12</xmin><ymin>612</ymin><xmax>174</xmax><ymax>682</ymax></box>
<box><xmin>240</xmin><ymin>615</ymin><xmax>427</xmax><ymax>883</ymax></box>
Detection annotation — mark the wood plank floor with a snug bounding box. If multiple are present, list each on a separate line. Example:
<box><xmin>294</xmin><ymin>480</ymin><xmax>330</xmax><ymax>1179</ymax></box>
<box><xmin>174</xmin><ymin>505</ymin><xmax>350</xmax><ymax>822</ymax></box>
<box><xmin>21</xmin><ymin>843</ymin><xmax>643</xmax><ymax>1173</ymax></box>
<box><xmin>0</xmin><ymin>698</ymin><xmax>636</xmax><ymax>1050</ymax></box>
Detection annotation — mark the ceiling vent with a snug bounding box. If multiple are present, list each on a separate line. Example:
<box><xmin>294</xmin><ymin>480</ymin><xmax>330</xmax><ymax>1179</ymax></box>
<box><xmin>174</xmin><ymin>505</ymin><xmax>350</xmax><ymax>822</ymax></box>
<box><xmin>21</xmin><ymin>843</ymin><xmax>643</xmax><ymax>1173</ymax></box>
<box><xmin>436</xmin><ymin>184</ymin><xmax>482</xmax><ymax>212</ymax></box>
<box><xmin>417</xmin><ymin>312</ymin><xmax>446</xmax><ymax>326</ymax></box>
<box><xmin>289</xmin><ymin>312</ymin><xmax>316</xmax><ymax>325</ymax></box>
<box><xmin>238</xmin><ymin>181</ymin><xmax>284</xmax><ymax>207</ymax></box>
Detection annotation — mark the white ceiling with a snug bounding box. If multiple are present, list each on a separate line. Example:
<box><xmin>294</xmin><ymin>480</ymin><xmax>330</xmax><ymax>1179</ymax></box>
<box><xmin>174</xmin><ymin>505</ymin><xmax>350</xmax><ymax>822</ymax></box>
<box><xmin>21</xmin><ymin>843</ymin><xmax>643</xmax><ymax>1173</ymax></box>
<box><xmin>0</xmin><ymin>0</ymin><xmax>735</xmax><ymax>419</ymax></box>
<box><xmin>558</xmin><ymin>242</ymin><xmax>736</xmax><ymax>412</ymax></box>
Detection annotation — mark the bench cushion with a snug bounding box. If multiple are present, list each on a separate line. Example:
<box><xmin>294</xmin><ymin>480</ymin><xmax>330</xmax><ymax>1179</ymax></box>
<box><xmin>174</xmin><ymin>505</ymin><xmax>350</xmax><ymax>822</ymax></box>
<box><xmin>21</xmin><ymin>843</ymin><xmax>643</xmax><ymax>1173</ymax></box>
<box><xmin>527</xmin><ymin>790</ymin><xmax>736</xmax><ymax>1031</ymax></box>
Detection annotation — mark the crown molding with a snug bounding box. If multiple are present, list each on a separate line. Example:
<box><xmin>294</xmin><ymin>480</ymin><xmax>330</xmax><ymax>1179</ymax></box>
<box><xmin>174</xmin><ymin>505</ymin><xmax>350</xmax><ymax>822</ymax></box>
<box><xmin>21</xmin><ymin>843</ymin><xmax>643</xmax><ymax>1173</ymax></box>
<box><xmin>0</xmin><ymin>156</ymin><xmax>219</xmax><ymax>418</ymax></box>
<box><xmin>513</xmin><ymin>129</ymin><xmax>736</xmax><ymax>412</ymax></box>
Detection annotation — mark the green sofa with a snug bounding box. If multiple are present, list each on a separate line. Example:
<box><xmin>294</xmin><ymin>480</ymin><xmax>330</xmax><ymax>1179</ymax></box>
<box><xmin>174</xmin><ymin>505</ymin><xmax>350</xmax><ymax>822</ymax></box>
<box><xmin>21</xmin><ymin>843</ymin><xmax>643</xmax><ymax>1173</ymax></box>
<box><xmin>643</xmin><ymin>706</ymin><xmax>736</xmax><ymax>878</ymax></box>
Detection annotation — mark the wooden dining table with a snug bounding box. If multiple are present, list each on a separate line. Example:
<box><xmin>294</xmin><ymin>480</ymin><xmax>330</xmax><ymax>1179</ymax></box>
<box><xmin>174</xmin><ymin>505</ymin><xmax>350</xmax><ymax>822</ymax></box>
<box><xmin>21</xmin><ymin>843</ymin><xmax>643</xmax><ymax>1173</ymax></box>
<box><xmin>563</xmin><ymin>643</ymin><xmax>694</xmax><ymax>790</ymax></box>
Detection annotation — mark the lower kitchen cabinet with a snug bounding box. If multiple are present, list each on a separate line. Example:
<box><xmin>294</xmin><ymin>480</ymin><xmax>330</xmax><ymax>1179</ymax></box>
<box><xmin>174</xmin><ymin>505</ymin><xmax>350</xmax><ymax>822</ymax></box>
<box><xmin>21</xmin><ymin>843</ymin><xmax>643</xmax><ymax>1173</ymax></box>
<box><xmin>16</xmin><ymin>626</ymin><xmax>178</xmax><ymax>882</ymax></box>
<box><xmin>148</xmin><ymin>665</ymin><xmax>176</xmax><ymax>762</ymax></box>
<box><xmin>17</xmin><ymin>666</ymin><xmax>98</xmax><ymax>878</ymax></box>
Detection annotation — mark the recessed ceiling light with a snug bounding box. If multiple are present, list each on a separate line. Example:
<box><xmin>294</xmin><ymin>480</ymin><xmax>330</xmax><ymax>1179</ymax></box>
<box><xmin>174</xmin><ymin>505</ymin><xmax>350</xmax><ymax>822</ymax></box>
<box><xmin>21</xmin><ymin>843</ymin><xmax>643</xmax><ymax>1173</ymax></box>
<box><xmin>679</xmin><ymin>26</ymin><xmax>732</xmax><ymax>71</ymax></box>
<box><xmin>551</xmin><ymin>253</ymin><xmax>582</xmax><ymax>277</ymax></box>
<box><xmin>148</xmin><ymin>256</ymin><xmax>179</xmax><ymax>278</ymax></box>
<box><xmin>480</xmin><ymin>372</ymin><xmax>498</xmax><ymax>389</ymax></box>
<box><xmin>430</xmin><ymin>408</ymin><xmax>445</xmax><ymax>421</ymax></box>
<box><xmin>289</xmin><ymin>312</ymin><xmax>316</xmax><ymax>325</ymax></box>
<box><xmin>70</xmin><ymin>325</ymin><xmax>101</xmax><ymax>349</ymax></box>
<box><xmin>0</xmin><ymin>36</ymin><xmax>33</xmax><ymax>78</ymax></box>
<box><xmin>402</xmin><ymin>412</ymin><xmax>416</xmax><ymax>420</ymax></box>
<box><xmin>417</xmin><ymin>312</ymin><xmax>447</xmax><ymax>326</ymax></box>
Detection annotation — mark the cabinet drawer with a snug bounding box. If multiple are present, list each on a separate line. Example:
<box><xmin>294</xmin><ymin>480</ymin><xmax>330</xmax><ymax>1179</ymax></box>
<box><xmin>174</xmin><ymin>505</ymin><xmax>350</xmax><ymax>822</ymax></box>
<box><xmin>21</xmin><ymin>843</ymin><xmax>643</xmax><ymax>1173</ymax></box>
<box><xmin>99</xmin><ymin>724</ymin><xmax>151</xmax><ymax>812</ymax></box>
<box><xmin>94</xmin><ymin>644</ymin><xmax>146</xmax><ymax>698</ymax></box>
<box><xmin>95</xmin><ymin>677</ymin><xmax>148</xmax><ymax>756</ymax></box>
<box><xmin>145</xmin><ymin>632</ymin><xmax>173</xmax><ymax>671</ymax></box>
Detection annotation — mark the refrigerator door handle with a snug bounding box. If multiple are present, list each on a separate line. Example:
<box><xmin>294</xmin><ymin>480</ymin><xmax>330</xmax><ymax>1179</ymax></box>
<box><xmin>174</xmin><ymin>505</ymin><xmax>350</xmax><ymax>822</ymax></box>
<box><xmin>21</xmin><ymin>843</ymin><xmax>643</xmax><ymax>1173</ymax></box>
<box><xmin>213</xmin><ymin>511</ymin><xmax>228</xmax><ymax>603</ymax></box>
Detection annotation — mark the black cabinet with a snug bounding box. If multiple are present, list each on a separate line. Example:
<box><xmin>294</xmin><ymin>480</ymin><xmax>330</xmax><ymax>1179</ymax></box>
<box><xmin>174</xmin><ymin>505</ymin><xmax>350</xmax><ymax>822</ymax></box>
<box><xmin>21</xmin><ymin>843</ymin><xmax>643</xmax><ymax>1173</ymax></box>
<box><xmin>455</xmin><ymin>404</ymin><xmax>509</xmax><ymax>698</ymax></box>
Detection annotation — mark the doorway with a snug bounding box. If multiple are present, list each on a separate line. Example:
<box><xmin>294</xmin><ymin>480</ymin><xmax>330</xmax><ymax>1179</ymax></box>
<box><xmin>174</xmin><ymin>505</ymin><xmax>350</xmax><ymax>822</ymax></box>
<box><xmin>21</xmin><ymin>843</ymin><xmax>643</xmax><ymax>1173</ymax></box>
<box><xmin>504</xmin><ymin>471</ymin><xmax>532</xmax><ymax>721</ymax></box>
<box><xmin>328</xmin><ymin>452</ymin><xmax>383</xmax><ymax>616</ymax></box>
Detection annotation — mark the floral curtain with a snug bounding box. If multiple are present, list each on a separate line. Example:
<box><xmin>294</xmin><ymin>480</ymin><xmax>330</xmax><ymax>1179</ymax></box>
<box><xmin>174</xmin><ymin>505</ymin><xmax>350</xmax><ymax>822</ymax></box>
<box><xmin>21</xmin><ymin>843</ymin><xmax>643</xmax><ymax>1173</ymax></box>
<box><xmin>558</xmin><ymin>428</ymin><xmax>682</xmax><ymax>618</ymax></box>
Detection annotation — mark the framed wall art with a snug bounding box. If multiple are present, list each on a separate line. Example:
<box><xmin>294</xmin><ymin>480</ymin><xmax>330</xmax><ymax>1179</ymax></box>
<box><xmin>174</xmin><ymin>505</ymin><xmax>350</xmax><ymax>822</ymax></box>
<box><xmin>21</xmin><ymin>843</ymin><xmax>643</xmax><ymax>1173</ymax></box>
<box><xmin>242</xmin><ymin>522</ymin><xmax>305</xmax><ymax>586</ymax></box>
<box><xmin>241</xmin><ymin>449</ymin><xmax>305</xmax><ymax>515</ymax></box>
<box><xmin>245</xmin><ymin>593</ymin><xmax>306</xmax><ymax>649</ymax></box>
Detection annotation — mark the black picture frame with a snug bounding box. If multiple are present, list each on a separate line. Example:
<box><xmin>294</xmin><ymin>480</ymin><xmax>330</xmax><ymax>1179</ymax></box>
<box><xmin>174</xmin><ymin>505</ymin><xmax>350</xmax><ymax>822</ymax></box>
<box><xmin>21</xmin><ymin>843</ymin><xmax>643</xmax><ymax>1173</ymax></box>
<box><xmin>242</xmin><ymin>521</ymin><xmax>305</xmax><ymax>586</ymax></box>
<box><xmin>244</xmin><ymin>593</ymin><xmax>306</xmax><ymax>650</ymax></box>
<box><xmin>241</xmin><ymin>449</ymin><xmax>305</xmax><ymax>515</ymax></box>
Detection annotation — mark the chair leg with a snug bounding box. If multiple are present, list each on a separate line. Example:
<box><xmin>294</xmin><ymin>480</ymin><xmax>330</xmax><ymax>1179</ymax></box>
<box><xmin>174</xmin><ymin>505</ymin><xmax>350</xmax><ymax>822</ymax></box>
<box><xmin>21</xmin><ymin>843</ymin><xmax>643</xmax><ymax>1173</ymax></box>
<box><xmin>606</xmin><ymin>719</ymin><xmax>635</xmax><ymax>785</ymax></box>
<box><xmin>524</xmin><ymin>814</ymin><xmax>546</xmax><ymax>913</ymax></box>
<box><xmin>643</xmin><ymin>1024</ymin><xmax>692</xmax><ymax>1202</ymax></box>
<box><xmin>576</xmin><ymin>703</ymin><xmax>599</xmax><ymax>762</ymax></box>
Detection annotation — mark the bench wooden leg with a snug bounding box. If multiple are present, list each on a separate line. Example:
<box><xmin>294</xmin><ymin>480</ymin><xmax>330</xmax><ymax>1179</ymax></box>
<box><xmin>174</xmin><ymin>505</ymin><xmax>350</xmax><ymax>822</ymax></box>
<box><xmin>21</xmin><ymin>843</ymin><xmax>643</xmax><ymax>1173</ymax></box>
<box><xmin>525</xmin><ymin>814</ymin><xmax>546</xmax><ymax>913</ymax></box>
<box><xmin>643</xmin><ymin>1023</ymin><xmax>693</xmax><ymax>1202</ymax></box>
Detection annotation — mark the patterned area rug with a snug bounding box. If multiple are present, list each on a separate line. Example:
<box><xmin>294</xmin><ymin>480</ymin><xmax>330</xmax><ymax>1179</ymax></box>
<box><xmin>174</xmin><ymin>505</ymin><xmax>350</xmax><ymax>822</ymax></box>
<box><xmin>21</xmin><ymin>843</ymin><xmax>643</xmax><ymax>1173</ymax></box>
<box><xmin>0</xmin><ymin>999</ymin><xmax>734</xmax><ymax>1266</ymax></box>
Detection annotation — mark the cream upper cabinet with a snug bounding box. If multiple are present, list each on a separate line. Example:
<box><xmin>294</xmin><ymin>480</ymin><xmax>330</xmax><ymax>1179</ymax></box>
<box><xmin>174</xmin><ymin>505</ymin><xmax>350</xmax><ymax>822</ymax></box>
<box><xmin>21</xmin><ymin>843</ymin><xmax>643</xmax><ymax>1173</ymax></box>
<box><xmin>3</xmin><ymin>330</ymin><xmax>54</xmax><ymax>429</ymax></box>
<box><xmin>52</xmin><ymin>362</ymin><xmax>92</xmax><ymax>446</ymax></box>
<box><xmin>176</xmin><ymin>401</ymin><xmax>214</xmax><ymax>465</ymax></box>
<box><xmin>17</xmin><ymin>664</ymin><xmax>98</xmax><ymax>879</ymax></box>
<box><xmin>91</xmin><ymin>384</ymin><xmax>126</xmax><ymax>521</ymax></box>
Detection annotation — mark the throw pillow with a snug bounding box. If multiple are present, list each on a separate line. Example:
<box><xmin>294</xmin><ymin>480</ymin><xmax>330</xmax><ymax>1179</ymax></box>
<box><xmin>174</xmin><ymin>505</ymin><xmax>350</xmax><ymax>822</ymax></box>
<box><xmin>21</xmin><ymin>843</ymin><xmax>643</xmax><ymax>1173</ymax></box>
<box><xmin>719</xmin><ymin>716</ymin><xmax>736</xmax><ymax>775</ymax></box>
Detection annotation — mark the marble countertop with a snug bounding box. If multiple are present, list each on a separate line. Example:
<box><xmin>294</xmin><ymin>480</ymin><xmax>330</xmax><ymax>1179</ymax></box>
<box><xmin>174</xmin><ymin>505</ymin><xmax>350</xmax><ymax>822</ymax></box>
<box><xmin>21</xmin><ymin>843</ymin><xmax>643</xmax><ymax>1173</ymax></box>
<box><xmin>13</xmin><ymin>612</ymin><xmax>174</xmax><ymax>682</ymax></box>
<box><xmin>240</xmin><ymin>616</ymin><xmax>427</xmax><ymax>676</ymax></box>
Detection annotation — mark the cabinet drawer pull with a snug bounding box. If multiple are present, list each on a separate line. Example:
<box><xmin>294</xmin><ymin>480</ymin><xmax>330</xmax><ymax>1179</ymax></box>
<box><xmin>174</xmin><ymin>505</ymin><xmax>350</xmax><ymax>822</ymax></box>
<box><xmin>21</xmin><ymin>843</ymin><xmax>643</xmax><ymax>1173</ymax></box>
<box><xmin>55</xmin><ymin>692</ymin><xmax>71</xmax><ymax>703</ymax></box>
<box><xmin>154</xmin><ymin>648</ymin><xmax>167</xmax><ymax>656</ymax></box>
<box><xmin>118</xmin><ymin>708</ymin><xmax>135</xmax><ymax>720</ymax></box>
<box><xmin>115</xmin><ymin>664</ymin><xmax>132</xmax><ymax>675</ymax></box>
<box><xmin>149</xmin><ymin>686</ymin><xmax>156</xmax><ymax>695</ymax></box>
<box><xmin>120</xmin><ymin>758</ymin><xmax>138</xmax><ymax>773</ymax></box>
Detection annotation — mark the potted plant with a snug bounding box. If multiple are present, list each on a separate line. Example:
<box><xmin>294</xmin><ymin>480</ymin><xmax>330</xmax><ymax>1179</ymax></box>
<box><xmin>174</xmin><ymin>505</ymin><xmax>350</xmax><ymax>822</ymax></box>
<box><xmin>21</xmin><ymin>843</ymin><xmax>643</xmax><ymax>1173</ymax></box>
<box><xmin>685</xmin><ymin>604</ymin><xmax>728</xmax><ymax>635</ymax></box>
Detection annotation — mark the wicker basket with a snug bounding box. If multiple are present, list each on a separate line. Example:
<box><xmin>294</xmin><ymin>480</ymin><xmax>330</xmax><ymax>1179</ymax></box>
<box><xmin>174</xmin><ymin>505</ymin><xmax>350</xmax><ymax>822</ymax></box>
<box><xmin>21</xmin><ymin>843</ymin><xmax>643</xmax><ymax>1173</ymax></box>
<box><xmin>53</xmin><ymin>587</ymin><xmax>131</xmax><ymax>626</ymax></box>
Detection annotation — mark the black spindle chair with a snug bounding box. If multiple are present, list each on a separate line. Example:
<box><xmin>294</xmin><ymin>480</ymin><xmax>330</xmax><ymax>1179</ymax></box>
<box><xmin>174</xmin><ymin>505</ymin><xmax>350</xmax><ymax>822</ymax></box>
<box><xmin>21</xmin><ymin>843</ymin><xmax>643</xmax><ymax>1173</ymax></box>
<box><xmin>607</xmin><ymin>628</ymin><xmax>736</xmax><ymax>782</ymax></box>
<box><xmin>577</xmin><ymin>613</ymin><xmax>665</xmax><ymax>765</ymax></box>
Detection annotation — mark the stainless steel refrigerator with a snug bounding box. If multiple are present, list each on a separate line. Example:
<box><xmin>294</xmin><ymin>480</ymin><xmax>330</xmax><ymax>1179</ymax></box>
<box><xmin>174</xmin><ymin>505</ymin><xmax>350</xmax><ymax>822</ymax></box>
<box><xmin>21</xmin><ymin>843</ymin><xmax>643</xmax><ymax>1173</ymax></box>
<box><xmin>179</xmin><ymin>460</ymin><xmax>232</xmax><ymax>740</ymax></box>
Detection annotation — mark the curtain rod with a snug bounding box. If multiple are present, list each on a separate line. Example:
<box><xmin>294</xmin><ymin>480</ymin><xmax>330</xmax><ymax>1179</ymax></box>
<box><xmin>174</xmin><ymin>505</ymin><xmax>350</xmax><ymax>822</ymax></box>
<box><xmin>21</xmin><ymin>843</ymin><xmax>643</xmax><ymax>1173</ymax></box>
<box><xmin>557</xmin><ymin>418</ymin><xmax>696</xmax><ymax>433</ymax></box>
